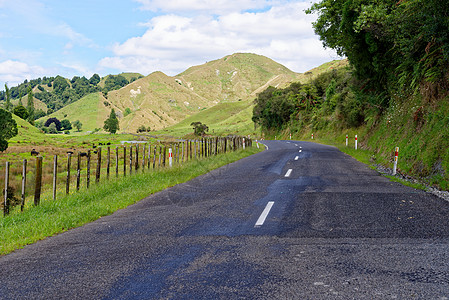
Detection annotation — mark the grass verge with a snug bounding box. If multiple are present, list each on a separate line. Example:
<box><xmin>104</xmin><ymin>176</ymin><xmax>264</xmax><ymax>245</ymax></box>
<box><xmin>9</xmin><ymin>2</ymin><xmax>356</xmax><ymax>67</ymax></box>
<box><xmin>0</xmin><ymin>146</ymin><xmax>262</xmax><ymax>255</ymax></box>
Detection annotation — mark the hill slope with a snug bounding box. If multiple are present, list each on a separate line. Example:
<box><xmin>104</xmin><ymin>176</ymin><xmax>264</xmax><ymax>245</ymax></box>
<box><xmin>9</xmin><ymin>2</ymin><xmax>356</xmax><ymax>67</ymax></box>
<box><xmin>42</xmin><ymin>53</ymin><xmax>301</xmax><ymax>133</ymax></box>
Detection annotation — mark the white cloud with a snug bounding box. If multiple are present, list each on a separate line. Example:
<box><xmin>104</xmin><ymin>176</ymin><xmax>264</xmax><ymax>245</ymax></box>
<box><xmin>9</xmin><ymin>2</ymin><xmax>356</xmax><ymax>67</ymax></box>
<box><xmin>0</xmin><ymin>60</ymin><xmax>48</xmax><ymax>86</ymax></box>
<box><xmin>100</xmin><ymin>1</ymin><xmax>338</xmax><ymax>75</ymax></box>
<box><xmin>134</xmin><ymin>0</ymin><xmax>268</xmax><ymax>14</ymax></box>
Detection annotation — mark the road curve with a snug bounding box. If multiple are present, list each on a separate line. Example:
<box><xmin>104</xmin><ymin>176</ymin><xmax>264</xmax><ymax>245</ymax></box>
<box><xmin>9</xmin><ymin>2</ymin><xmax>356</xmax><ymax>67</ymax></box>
<box><xmin>0</xmin><ymin>140</ymin><xmax>448</xmax><ymax>299</ymax></box>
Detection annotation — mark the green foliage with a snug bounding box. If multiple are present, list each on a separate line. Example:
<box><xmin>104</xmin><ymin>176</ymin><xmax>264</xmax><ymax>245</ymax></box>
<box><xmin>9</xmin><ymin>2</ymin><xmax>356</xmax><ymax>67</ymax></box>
<box><xmin>73</xmin><ymin>120</ymin><xmax>82</xmax><ymax>131</ymax></box>
<box><xmin>89</xmin><ymin>74</ymin><xmax>101</xmax><ymax>85</ymax></box>
<box><xmin>13</xmin><ymin>105</ymin><xmax>29</xmax><ymax>120</ymax></box>
<box><xmin>0</xmin><ymin>108</ymin><xmax>18</xmax><ymax>151</ymax></box>
<box><xmin>4</xmin><ymin>84</ymin><xmax>12</xmax><ymax>112</ymax></box>
<box><xmin>103</xmin><ymin>109</ymin><xmax>119</xmax><ymax>134</ymax></box>
<box><xmin>307</xmin><ymin>0</ymin><xmax>449</xmax><ymax>100</ymax></box>
<box><xmin>48</xmin><ymin>123</ymin><xmax>58</xmax><ymax>134</ymax></box>
<box><xmin>137</xmin><ymin>125</ymin><xmax>148</xmax><ymax>133</ymax></box>
<box><xmin>61</xmin><ymin>119</ymin><xmax>72</xmax><ymax>131</ymax></box>
<box><xmin>104</xmin><ymin>75</ymin><xmax>129</xmax><ymax>92</ymax></box>
<box><xmin>26</xmin><ymin>87</ymin><xmax>34</xmax><ymax>123</ymax></box>
<box><xmin>44</xmin><ymin>117</ymin><xmax>62</xmax><ymax>131</ymax></box>
<box><xmin>124</xmin><ymin>107</ymin><xmax>132</xmax><ymax>117</ymax></box>
<box><xmin>190</xmin><ymin>121</ymin><xmax>209</xmax><ymax>136</ymax></box>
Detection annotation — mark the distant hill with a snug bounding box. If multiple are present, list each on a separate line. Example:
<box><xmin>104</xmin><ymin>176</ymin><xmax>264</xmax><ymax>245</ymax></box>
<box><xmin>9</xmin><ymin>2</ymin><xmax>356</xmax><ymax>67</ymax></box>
<box><xmin>40</xmin><ymin>53</ymin><xmax>304</xmax><ymax>133</ymax></box>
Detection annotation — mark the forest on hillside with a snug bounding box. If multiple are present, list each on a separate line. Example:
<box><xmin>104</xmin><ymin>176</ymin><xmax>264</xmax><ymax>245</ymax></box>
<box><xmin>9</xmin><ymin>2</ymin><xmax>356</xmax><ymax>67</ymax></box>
<box><xmin>0</xmin><ymin>74</ymin><xmax>143</xmax><ymax>118</ymax></box>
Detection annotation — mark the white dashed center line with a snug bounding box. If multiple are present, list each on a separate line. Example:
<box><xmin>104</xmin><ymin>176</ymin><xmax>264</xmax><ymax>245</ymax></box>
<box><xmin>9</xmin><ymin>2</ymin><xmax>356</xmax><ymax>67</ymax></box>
<box><xmin>299</xmin><ymin>149</ymin><xmax>302</xmax><ymax>153</ymax></box>
<box><xmin>285</xmin><ymin>169</ymin><xmax>293</xmax><ymax>177</ymax></box>
<box><xmin>295</xmin><ymin>156</ymin><xmax>299</xmax><ymax>161</ymax></box>
<box><xmin>255</xmin><ymin>201</ymin><xmax>275</xmax><ymax>227</ymax></box>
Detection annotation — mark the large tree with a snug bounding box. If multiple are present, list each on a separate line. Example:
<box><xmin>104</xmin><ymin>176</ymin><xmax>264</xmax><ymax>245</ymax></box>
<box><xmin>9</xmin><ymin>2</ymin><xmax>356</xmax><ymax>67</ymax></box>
<box><xmin>307</xmin><ymin>0</ymin><xmax>449</xmax><ymax>100</ymax></box>
<box><xmin>4</xmin><ymin>84</ymin><xmax>12</xmax><ymax>112</ymax></box>
<box><xmin>0</xmin><ymin>108</ymin><xmax>18</xmax><ymax>151</ymax></box>
<box><xmin>104</xmin><ymin>109</ymin><xmax>119</xmax><ymax>134</ymax></box>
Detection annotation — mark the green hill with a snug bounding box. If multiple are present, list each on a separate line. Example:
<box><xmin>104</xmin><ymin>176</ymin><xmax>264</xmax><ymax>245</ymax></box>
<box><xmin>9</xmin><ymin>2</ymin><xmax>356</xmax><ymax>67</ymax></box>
<box><xmin>41</xmin><ymin>53</ymin><xmax>303</xmax><ymax>134</ymax></box>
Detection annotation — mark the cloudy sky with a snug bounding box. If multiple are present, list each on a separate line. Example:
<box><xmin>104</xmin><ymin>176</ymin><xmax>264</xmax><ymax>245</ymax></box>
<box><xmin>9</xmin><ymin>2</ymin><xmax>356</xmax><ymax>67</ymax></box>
<box><xmin>0</xmin><ymin>0</ymin><xmax>339</xmax><ymax>88</ymax></box>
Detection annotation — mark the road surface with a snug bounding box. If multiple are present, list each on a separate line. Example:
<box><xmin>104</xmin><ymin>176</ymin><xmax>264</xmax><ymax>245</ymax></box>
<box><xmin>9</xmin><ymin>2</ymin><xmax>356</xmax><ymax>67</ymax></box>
<box><xmin>1</xmin><ymin>140</ymin><xmax>448</xmax><ymax>299</ymax></box>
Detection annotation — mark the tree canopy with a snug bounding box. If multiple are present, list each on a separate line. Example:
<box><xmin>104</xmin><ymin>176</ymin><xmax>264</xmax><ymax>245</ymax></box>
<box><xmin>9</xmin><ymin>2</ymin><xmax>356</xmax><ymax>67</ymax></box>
<box><xmin>307</xmin><ymin>0</ymin><xmax>449</xmax><ymax>100</ymax></box>
<box><xmin>0</xmin><ymin>109</ymin><xmax>18</xmax><ymax>151</ymax></box>
<box><xmin>104</xmin><ymin>109</ymin><xmax>119</xmax><ymax>134</ymax></box>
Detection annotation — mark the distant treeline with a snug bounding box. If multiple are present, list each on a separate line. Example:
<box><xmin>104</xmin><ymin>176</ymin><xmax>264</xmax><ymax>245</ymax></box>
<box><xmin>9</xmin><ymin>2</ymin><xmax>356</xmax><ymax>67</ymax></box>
<box><xmin>0</xmin><ymin>74</ymin><xmax>143</xmax><ymax>115</ymax></box>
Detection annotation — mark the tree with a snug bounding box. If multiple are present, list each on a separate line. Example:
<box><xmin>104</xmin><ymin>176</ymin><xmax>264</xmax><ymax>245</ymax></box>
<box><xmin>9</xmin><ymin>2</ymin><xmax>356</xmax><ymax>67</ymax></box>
<box><xmin>48</xmin><ymin>123</ymin><xmax>58</xmax><ymax>134</ymax></box>
<box><xmin>73</xmin><ymin>120</ymin><xmax>82</xmax><ymax>132</ymax></box>
<box><xmin>13</xmin><ymin>105</ymin><xmax>29</xmax><ymax>120</ymax></box>
<box><xmin>4</xmin><ymin>84</ymin><xmax>12</xmax><ymax>112</ymax></box>
<box><xmin>89</xmin><ymin>74</ymin><xmax>101</xmax><ymax>85</ymax></box>
<box><xmin>137</xmin><ymin>125</ymin><xmax>147</xmax><ymax>133</ymax></box>
<box><xmin>0</xmin><ymin>108</ymin><xmax>18</xmax><ymax>151</ymax></box>
<box><xmin>61</xmin><ymin>119</ymin><xmax>72</xmax><ymax>131</ymax></box>
<box><xmin>44</xmin><ymin>117</ymin><xmax>62</xmax><ymax>131</ymax></box>
<box><xmin>190</xmin><ymin>121</ymin><xmax>208</xmax><ymax>136</ymax></box>
<box><xmin>26</xmin><ymin>87</ymin><xmax>35</xmax><ymax>123</ymax></box>
<box><xmin>104</xmin><ymin>109</ymin><xmax>119</xmax><ymax>134</ymax></box>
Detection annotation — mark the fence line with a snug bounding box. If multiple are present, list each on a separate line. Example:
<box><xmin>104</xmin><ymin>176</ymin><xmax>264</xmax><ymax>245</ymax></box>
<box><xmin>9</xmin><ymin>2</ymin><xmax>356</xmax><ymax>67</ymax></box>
<box><xmin>1</xmin><ymin>137</ymin><xmax>251</xmax><ymax>216</ymax></box>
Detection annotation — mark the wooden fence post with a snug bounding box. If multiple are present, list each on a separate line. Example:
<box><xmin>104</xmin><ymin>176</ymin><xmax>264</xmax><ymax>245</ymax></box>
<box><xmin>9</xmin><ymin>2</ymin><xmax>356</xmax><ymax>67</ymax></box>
<box><xmin>96</xmin><ymin>147</ymin><xmax>101</xmax><ymax>183</ymax></box>
<box><xmin>86</xmin><ymin>150</ymin><xmax>91</xmax><ymax>188</ymax></box>
<box><xmin>123</xmin><ymin>146</ymin><xmax>127</xmax><ymax>176</ymax></box>
<box><xmin>163</xmin><ymin>146</ymin><xmax>166</xmax><ymax>167</ymax></box>
<box><xmin>76</xmin><ymin>153</ymin><xmax>81</xmax><ymax>191</ymax></box>
<box><xmin>135</xmin><ymin>144</ymin><xmax>139</xmax><ymax>171</ymax></box>
<box><xmin>116</xmin><ymin>147</ymin><xmax>119</xmax><ymax>177</ymax></box>
<box><xmin>66</xmin><ymin>153</ymin><xmax>71</xmax><ymax>195</ymax></box>
<box><xmin>107</xmin><ymin>146</ymin><xmax>110</xmax><ymax>179</ymax></box>
<box><xmin>153</xmin><ymin>146</ymin><xmax>156</xmax><ymax>169</ymax></box>
<box><xmin>34</xmin><ymin>156</ymin><xmax>43</xmax><ymax>206</ymax></box>
<box><xmin>142</xmin><ymin>144</ymin><xmax>146</xmax><ymax>170</ymax></box>
<box><xmin>129</xmin><ymin>145</ymin><xmax>133</xmax><ymax>174</ymax></box>
<box><xmin>53</xmin><ymin>155</ymin><xmax>57</xmax><ymax>200</ymax></box>
<box><xmin>4</xmin><ymin>161</ymin><xmax>10</xmax><ymax>216</ymax></box>
<box><xmin>147</xmin><ymin>145</ymin><xmax>151</xmax><ymax>169</ymax></box>
<box><xmin>21</xmin><ymin>159</ymin><xmax>27</xmax><ymax>212</ymax></box>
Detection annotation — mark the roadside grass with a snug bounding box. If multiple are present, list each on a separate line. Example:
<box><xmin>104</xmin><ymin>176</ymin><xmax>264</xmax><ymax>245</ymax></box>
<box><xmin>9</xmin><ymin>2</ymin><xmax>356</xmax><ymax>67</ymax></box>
<box><xmin>0</xmin><ymin>146</ymin><xmax>262</xmax><ymax>255</ymax></box>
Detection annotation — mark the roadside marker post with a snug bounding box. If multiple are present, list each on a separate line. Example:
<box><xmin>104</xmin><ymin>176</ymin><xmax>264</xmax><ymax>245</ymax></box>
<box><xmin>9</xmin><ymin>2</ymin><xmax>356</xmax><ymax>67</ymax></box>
<box><xmin>256</xmin><ymin>140</ymin><xmax>259</xmax><ymax>149</ymax></box>
<box><xmin>290</xmin><ymin>133</ymin><xmax>292</xmax><ymax>140</ymax></box>
<box><xmin>312</xmin><ymin>133</ymin><xmax>314</xmax><ymax>140</ymax></box>
<box><xmin>392</xmin><ymin>147</ymin><xmax>399</xmax><ymax>175</ymax></box>
<box><xmin>355</xmin><ymin>135</ymin><xmax>358</xmax><ymax>150</ymax></box>
<box><xmin>169</xmin><ymin>148</ymin><xmax>173</xmax><ymax>167</ymax></box>
<box><xmin>243</xmin><ymin>138</ymin><xmax>246</xmax><ymax>150</ymax></box>
<box><xmin>346</xmin><ymin>135</ymin><xmax>348</xmax><ymax>147</ymax></box>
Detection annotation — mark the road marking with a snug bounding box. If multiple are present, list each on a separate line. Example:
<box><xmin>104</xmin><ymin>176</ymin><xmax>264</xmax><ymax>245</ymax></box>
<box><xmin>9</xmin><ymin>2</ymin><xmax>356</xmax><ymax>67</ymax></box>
<box><xmin>255</xmin><ymin>201</ymin><xmax>275</xmax><ymax>227</ymax></box>
<box><xmin>295</xmin><ymin>144</ymin><xmax>298</xmax><ymax>147</ymax></box>
<box><xmin>285</xmin><ymin>169</ymin><xmax>293</xmax><ymax>177</ymax></box>
<box><xmin>299</xmin><ymin>149</ymin><xmax>302</xmax><ymax>153</ymax></box>
<box><xmin>295</xmin><ymin>156</ymin><xmax>299</xmax><ymax>160</ymax></box>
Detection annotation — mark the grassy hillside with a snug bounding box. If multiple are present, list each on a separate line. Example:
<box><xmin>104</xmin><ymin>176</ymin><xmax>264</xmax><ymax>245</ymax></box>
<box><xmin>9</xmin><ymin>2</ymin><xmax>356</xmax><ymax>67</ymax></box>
<box><xmin>176</xmin><ymin>53</ymin><xmax>299</xmax><ymax>103</ymax></box>
<box><xmin>40</xmin><ymin>53</ymin><xmax>302</xmax><ymax>134</ymax></box>
<box><xmin>160</xmin><ymin>99</ymin><xmax>257</xmax><ymax>137</ymax></box>
<box><xmin>38</xmin><ymin>93</ymin><xmax>102</xmax><ymax>131</ymax></box>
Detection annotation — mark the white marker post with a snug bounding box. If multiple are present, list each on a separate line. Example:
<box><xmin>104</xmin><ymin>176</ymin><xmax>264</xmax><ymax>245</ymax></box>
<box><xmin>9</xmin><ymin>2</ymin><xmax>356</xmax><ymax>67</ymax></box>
<box><xmin>346</xmin><ymin>135</ymin><xmax>348</xmax><ymax>147</ymax></box>
<box><xmin>355</xmin><ymin>135</ymin><xmax>358</xmax><ymax>150</ymax></box>
<box><xmin>169</xmin><ymin>148</ymin><xmax>173</xmax><ymax>167</ymax></box>
<box><xmin>392</xmin><ymin>147</ymin><xmax>399</xmax><ymax>175</ymax></box>
<box><xmin>312</xmin><ymin>133</ymin><xmax>314</xmax><ymax>140</ymax></box>
<box><xmin>290</xmin><ymin>133</ymin><xmax>292</xmax><ymax>140</ymax></box>
<box><xmin>256</xmin><ymin>140</ymin><xmax>260</xmax><ymax>149</ymax></box>
<box><xmin>243</xmin><ymin>138</ymin><xmax>246</xmax><ymax>150</ymax></box>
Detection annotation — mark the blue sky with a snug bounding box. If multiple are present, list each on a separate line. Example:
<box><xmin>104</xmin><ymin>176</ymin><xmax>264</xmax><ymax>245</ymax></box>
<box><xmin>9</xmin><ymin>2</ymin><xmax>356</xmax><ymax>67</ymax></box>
<box><xmin>0</xmin><ymin>0</ymin><xmax>338</xmax><ymax>88</ymax></box>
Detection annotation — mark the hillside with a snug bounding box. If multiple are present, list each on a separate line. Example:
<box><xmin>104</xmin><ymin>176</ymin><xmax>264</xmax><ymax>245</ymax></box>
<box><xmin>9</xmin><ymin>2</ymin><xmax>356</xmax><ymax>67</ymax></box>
<box><xmin>176</xmin><ymin>53</ymin><xmax>299</xmax><ymax>102</ymax></box>
<box><xmin>41</xmin><ymin>53</ymin><xmax>301</xmax><ymax>133</ymax></box>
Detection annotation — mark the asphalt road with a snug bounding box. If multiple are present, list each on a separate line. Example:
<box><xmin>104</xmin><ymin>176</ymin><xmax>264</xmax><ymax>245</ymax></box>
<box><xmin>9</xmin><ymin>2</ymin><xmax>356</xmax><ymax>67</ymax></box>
<box><xmin>1</xmin><ymin>140</ymin><xmax>449</xmax><ymax>299</ymax></box>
